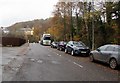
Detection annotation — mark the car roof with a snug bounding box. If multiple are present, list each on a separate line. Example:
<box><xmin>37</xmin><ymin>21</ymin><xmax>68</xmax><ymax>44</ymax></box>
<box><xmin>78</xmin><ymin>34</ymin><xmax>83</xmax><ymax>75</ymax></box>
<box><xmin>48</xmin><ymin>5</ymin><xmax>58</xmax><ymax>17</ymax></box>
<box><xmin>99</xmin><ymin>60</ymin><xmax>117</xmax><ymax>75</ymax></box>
<box><xmin>69</xmin><ymin>41</ymin><xmax>79</xmax><ymax>42</ymax></box>
<box><xmin>104</xmin><ymin>44</ymin><xmax>120</xmax><ymax>48</ymax></box>
<box><xmin>69</xmin><ymin>41</ymin><xmax>83</xmax><ymax>43</ymax></box>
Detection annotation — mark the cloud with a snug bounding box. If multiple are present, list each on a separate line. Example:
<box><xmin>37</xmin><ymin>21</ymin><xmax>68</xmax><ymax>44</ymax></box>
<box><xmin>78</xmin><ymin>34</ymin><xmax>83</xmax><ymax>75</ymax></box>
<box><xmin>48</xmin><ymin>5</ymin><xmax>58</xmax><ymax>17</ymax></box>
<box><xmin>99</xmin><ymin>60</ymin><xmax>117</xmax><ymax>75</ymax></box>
<box><xmin>0</xmin><ymin>0</ymin><xmax>58</xmax><ymax>27</ymax></box>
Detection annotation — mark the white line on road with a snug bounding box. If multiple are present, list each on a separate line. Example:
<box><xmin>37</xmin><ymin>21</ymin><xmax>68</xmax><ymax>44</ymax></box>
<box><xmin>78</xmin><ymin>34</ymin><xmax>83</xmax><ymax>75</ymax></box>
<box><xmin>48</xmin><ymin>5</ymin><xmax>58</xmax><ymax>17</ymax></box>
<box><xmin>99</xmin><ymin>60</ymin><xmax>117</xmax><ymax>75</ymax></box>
<box><xmin>59</xmin><ymin>55</ymin><xmax>61</xmax><ymax>56</ymax></box>
<box><xmin>48</xmin><ymin>55</ymin><xmax>51</xmax><ymax>57</ymax></box>
<box><xmin>37</xmin><ymin>60</ymin><xmax>43</xmax><ymax>63</ymax></box>
<box><xmin>56</xmin><ymin>54</ymin><xmax>61</xmax><ymax>56</ymax></box>
<box><xmin>73</xmin><ymin>62</ymin><xmax>83</xmax><ymax>68</ymax></box>
<box><xmin>30</xmin><ymin>58</ymin><xmax>35</xmax><ymax>62</ymax></box>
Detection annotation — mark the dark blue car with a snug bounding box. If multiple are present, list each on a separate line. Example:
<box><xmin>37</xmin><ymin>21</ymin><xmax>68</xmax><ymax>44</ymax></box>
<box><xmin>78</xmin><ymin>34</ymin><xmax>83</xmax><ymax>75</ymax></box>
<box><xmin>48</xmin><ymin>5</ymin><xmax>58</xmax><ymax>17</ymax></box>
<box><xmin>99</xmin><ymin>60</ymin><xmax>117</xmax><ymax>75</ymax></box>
<box><xmin>65</xmin><ymin>41</ymin><xmax>90</xmax><ymax>56</ymax></box>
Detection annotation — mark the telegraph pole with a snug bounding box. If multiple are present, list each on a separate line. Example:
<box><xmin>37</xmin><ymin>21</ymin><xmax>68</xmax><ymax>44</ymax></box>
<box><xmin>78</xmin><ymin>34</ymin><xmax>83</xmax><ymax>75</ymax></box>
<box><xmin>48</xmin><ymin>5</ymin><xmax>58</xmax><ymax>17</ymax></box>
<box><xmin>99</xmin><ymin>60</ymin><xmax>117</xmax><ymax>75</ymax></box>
<box><xmin>92</xmin><ymin>0</ymin><xmax>95</xmax><ymax>50</ymax></box>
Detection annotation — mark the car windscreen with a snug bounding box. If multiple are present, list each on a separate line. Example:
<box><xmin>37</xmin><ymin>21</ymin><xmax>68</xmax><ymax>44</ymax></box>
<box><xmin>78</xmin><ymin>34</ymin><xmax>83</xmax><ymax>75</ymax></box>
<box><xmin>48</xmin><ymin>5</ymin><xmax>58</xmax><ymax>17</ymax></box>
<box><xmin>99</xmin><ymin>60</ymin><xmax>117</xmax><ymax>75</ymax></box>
<box><xmin>43</xmin><ymin>37</ymin><xmax>51</xmax><ymax>40</ymax></box>
<box><xmin>73</xmin><ymin>42</ymin><xmax>83</xmax><ymax>46</ymax></box>
<box><xmin>60</xmin><ymin>42</ymin><xmax>66</xmax><ymax>45</ymax></box>
<box><xmin>55</xmin><ymin>42</ymin><xmax>58</xmax><ymax>44</ymax></box>
<box><xmin>53</xmin><ymin>42</ymin><xmax>58</xmax><ymax>44</ymax></box>
<box><xmin>73</xmin><ymin>41</ymin><xmax>86</xmax><ymax>47</ymax></box>
<box><xmin>79</xmin><ymin>42</ymin><xmax>87</xmax><ymax>47</ymax></box>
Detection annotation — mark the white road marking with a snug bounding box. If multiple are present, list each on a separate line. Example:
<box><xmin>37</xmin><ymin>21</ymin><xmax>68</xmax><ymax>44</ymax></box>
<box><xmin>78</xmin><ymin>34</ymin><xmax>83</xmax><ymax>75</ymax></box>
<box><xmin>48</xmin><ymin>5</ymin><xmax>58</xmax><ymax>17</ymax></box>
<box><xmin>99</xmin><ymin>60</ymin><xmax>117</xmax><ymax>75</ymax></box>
<box><xmin>51</xmin><ymin>61</ymin><xmax>60</xmax><ymax>64</ymax></box>
<box><xmin>59</xmin><ymin>55</ymin><xmax>61</xmax><ymax>56</ymax></box>
<box><xmin>12</xmin><ymin>67</ymin><xmax>19</xmax><ymax>71</ymax></box>
<box><xmin>30</xmin><ymin>58</ymin><xmax>35</xmax><ymax>62</ymax></box>
<box><xmin>37</xmin><ymin>60</ymin><xmax>43</xmax><ymax>63</ymax></box>
<box><xmin>73</xmin><ymin>62</ymin><xmax>83</xmax><ymax>68</ymax></box>
<box><xmin>48</xmin><ymin>55</ymin><xmax>51</xmax><ymax>57</ymax></box>
<box><xmin>56</xmin><ymin>54</ymin><xmax>62</xmax><ymax>56</ymax></box>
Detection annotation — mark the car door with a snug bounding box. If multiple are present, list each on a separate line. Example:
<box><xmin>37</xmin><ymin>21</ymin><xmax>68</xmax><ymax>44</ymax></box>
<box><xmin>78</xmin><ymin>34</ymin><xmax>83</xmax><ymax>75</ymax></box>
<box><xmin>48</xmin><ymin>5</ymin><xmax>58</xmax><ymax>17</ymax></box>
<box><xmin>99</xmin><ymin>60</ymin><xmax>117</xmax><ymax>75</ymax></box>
<box><xmin>94</xmin><ymin>45</ymin><xmax>108</xmax><ymax>62</ymax></box>
<box><xmin>66</xmin><ymin>42</ymin><xmax>70</xmax><ymax>52</ymax></box>
<box><xmin>101</xmin><ymin>46</ymin><xmax>114</xmax><ymax>62</ymax></box>
<box><xmin>67</xmin><ymin>41</ymin><xmax>73</xmax><ymax>52</ymax></box>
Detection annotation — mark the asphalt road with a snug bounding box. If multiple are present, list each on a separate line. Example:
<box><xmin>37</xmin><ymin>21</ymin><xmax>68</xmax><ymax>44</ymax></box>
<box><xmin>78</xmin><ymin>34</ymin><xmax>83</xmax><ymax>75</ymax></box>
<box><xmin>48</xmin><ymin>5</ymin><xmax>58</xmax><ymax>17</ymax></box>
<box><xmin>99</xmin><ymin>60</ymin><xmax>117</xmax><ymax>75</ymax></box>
<box><xmin>11</xmin><ymin>43</ymin><xmax>119</xmax><ymax>81</ymax></box>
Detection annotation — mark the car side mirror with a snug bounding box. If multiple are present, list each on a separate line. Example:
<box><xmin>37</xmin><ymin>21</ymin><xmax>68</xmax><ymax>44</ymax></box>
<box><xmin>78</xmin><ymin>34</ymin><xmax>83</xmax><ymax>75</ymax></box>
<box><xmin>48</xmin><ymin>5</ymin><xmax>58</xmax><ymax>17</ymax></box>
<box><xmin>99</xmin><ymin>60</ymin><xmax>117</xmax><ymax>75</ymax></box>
<box><xmin>97</xmin><ymin>48</ymin><xmax>100</xmax><ymax>52</ymax></box>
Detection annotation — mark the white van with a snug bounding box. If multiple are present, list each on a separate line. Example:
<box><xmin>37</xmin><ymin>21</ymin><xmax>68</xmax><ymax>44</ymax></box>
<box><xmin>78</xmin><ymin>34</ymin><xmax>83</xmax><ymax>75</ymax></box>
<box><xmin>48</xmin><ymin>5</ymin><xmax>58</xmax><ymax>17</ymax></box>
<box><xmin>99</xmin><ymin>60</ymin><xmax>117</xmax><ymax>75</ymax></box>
<box><xmin>40</xmin><ymin>34</ymin><xmax>51</xmax><ymax>45</ymax></box>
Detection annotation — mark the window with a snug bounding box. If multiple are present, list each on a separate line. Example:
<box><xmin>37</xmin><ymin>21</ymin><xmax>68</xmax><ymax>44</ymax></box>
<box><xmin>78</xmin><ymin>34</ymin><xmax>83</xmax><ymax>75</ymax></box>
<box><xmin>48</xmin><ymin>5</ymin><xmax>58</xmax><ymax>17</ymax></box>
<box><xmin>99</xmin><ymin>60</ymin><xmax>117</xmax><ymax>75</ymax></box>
<box><xmin>55</xmin><ymin>42</ymin><xmax>58</xmax><ymax>44</ymax></box>
<box><xmin>79</xmin><ymin>42</ymin><xmax>86</xmax><ymax>47</ymax></box>
<box><xmin>106</xmin><ymin>46</ymin><xmax>114</xmax><ymax>51</ymax></box>
<box><xmin>44</xmin><ymin>37</ymin><xmax>51</xmax><ymax>40</ymax></box>
<box><xmin>113</xmin><ymin>47</ymin><xmax>120</xmax><ymax>52</ymax></box>
<box><xmin>98</xmin><ymin>45</ymin><xmax>108</xmax><ymax>51</ymax></box>
<box><xmin>68</xmin><ymin>41</ymin><xmax>72</xmax><ymax>45</ymax></box>
<box><xmin>73</xmin><ymin>41</ymin><xmax>85</xmax><ymax>47</ymax></box>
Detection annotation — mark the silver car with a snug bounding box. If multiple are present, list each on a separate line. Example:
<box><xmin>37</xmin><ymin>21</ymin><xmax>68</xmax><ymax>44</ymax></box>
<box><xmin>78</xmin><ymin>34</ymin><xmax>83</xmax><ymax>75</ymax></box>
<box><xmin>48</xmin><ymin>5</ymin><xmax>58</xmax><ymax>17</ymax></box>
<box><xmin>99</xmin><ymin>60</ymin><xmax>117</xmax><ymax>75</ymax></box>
<box><xmin>89</xmin><ymin>44</ymin><xmax>120</xmax><ymax>69</ymax></box>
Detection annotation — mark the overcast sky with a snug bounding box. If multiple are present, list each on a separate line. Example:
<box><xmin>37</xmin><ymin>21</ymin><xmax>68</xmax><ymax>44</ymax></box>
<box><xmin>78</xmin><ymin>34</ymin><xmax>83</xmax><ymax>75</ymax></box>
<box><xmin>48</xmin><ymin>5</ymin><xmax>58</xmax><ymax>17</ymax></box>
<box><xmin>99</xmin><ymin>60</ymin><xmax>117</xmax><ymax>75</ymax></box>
<box><xmin>0</xmin><ymin>0</ymin><xmax>58</xmax><ymax>27</ymax></box>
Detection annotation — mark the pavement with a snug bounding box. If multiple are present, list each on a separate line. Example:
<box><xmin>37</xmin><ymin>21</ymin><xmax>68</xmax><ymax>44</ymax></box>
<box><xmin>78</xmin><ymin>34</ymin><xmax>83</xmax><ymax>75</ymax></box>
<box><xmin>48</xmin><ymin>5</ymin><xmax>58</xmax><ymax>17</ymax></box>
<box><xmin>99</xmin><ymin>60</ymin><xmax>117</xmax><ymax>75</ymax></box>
<box><xmin>1</xmin><ymin>43</ymin><xmax>29</xmax><ymax>81</ymax></box>
<box><xmin>0</xmin><ymin>47</ymin><xmax>2</xmax><ymax>82</ymax></box>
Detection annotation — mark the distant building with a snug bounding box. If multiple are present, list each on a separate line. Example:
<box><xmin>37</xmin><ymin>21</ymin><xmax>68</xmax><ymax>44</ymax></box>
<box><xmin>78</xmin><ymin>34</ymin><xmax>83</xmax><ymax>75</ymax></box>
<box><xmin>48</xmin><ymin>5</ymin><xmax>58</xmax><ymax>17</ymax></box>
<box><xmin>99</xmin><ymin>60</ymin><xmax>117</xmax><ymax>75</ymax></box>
<box><xmin>25</xmin><ymin>28</ymin><xmax>34</xmax><ymax>36</ymax></box>
<box><xmin>20</xmin><ymin>27</ymin><xmax>34</xmax><ymax>36</ymax></box>
<box><xmin>1</xmin><ymin>27</ymin><xmax>9</xmax><ymax>34</ymax></box>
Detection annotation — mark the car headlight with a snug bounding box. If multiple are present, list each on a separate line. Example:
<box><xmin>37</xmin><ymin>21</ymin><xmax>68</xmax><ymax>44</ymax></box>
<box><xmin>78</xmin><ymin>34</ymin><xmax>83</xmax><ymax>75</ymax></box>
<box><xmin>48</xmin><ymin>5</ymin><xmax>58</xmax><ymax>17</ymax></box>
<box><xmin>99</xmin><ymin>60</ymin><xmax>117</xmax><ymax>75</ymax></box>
<box><xmin>86</xmin><ymin>47</ymin><xmax>89</xmax><ymax>49</ymax></box>
<box><xmin>74</xmin><ymin>47</ymin><xmax>79</xmax><ymax>50</ymax></box>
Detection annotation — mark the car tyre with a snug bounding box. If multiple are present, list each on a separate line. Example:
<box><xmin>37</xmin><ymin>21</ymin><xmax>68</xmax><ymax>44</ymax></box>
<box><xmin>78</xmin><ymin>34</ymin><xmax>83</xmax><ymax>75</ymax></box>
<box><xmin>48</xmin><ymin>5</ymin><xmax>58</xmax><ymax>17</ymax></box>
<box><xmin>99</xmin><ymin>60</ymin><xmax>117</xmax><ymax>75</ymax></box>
<box><xmin>71</xmin><ymin>50</ymin><xmax>75</xmax><ymax>56</ymax></box>
<box><xmin>60</xmin><ymin>47</ymin><xmax>62</xmax><ymax>51</ymax></box>
<box><xmin>65</xmin><ymin>49</ymin><xmax>68</xmax><ymax>53</ymax></box>
<box><xmin>51</xmin><ymin>46</ymin><xmax>52</xmax><ymax>48</ymax></box>
<box><xmin>57</xmin><ymin>47</ymin><xmax>59</xmax><ymax>50</ymax></box>
<box><xmin>109</xmin><ymin>58</ymin><xmax>118</xmax><ymax>69</ymax></box>
<box><xmin>89</xmin><ymin>54</ymin><xmax>94</xmax><ymax>62</ymax></box>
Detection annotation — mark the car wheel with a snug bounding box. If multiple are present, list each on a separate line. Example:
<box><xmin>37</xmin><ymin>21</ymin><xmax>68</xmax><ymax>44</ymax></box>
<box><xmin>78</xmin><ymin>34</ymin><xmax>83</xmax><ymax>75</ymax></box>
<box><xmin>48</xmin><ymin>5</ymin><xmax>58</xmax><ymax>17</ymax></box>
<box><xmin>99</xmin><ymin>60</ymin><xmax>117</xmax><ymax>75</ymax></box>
<box><xmin>57</xmin><ymin>47</ymin><xmax>59</xmax><ymax>50</ymax></box>
<box><xmin>89</xmin><ymin>54</ymin><xmax>94</xmax><ymax>62</ymax></box>
<box><xmin>60</xmin><ymin>47</ymin><xmax>62</xmax><ymax>51</ymax></box>
<box><xmin>109</xmin><ymin>58</ymin><xmax>117</xmax><ymax>69</ymax></box>
<box><xmin>65</xmin><ymin>49</ymin><xmax>68</xmax><ymax>53</ymax></box>
<box><xmin>71</xmin><ymin>50</ymin><xmax>75</xmax><ymax>56</ymax></box>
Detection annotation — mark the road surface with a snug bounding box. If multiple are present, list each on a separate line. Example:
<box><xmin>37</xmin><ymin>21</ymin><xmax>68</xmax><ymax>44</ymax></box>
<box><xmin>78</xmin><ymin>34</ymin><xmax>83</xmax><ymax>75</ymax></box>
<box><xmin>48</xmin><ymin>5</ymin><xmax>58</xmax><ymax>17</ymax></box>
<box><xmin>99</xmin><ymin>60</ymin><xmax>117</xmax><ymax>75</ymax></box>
<box><xmin>10</xmin><ymin>43</ymin><xmax>119</xmax><ymax>81</ymax></box>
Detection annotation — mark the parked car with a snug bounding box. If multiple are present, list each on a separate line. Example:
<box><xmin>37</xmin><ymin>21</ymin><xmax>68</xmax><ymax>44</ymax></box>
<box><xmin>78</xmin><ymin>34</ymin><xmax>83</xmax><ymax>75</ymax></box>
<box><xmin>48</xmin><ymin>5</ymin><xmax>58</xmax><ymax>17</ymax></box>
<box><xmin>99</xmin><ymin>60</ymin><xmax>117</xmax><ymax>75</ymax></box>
<box><xmin>51</xmin><ymin>41</ymin><xmax>58</xmax><ymax>48</ymax></box>
<box><xmin>65</xmin><ymin>41</ymin><xmax>90</xmax><ymax>56</ymax></box>
<box><xmin>89</xmin><ymin>44</ymin><xmax>120</xmax><ymax>69</ymax></box>
<box><xmin>57</xmin><ymin>41</ymin><xmax>67</xmax><ymax>51</ymax></box>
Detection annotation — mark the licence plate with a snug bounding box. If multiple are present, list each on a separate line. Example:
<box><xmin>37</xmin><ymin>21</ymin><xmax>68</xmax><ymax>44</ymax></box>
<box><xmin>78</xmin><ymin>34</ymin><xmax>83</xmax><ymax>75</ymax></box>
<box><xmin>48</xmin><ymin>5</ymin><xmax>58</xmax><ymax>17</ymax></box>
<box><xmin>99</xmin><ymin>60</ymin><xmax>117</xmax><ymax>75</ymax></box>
<box><xmin>81</xmin><ymin>51</ymin><xmax>86</xmax><ymax>53</ymax></box>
